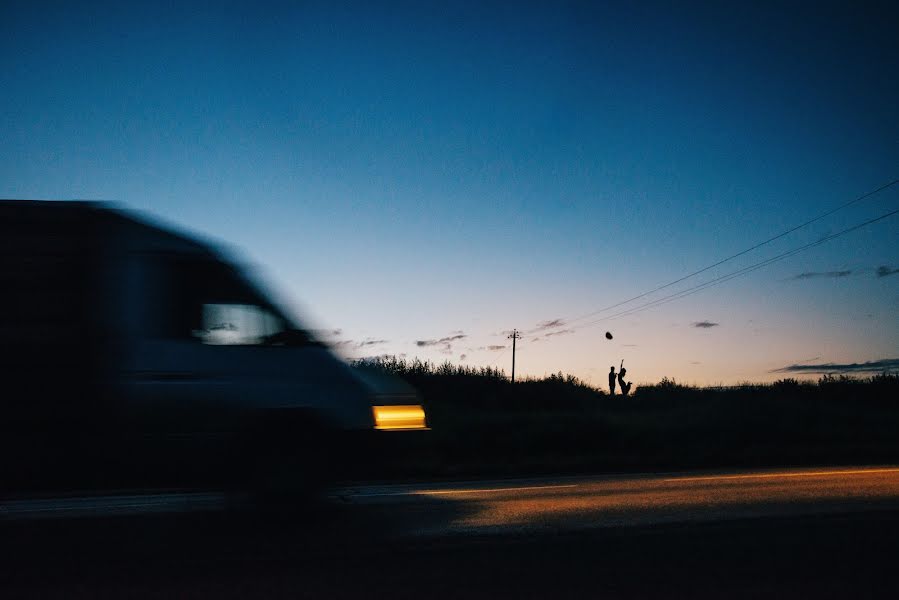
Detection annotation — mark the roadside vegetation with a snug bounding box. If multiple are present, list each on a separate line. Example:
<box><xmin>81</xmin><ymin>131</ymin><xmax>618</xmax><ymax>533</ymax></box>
<box><xmin>353</xmin><ymin>356</ymin><xmax>899</xmax><ymax>481</ymax></box>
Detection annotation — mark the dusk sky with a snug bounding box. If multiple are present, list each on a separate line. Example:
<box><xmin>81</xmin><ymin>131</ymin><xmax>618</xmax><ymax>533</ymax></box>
<box><xmin>2</xmin><ymin>1</ymin><xmax>897</xmax><ymax>386</ymax></box>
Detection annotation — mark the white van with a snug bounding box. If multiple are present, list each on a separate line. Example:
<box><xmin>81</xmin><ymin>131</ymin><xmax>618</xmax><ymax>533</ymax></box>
<box><xmin>0</xmin><ymin>201</ymin><xmax>424</xmax><ymax>497</ymax></box>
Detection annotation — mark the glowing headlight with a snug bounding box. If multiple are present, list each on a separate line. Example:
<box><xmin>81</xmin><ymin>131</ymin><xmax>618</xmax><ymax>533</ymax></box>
<box><xmin>372</xmin><ymin>404</ymin><xmax>428</xmax><ymax>430</ymax></box>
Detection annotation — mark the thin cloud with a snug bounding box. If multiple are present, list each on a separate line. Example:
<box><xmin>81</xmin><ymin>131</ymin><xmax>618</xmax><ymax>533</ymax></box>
<box><xmin>459</xmin><ymin>354</ymin><xmax>467</xmax><ymax>361</ymax></box>
<box><xmin>314</xmin><ymin>329</ymin><xmax>342</xmax><ymax>338</ymax></box>
<box><xmin>534</xmin><ymin>318</ymin><xmax>565</xmax><ymax>331</ymax></box>
<box><xmin>794</xmin><ymin>356</ymin><xmax>822</xmax><ymax>365</ymax></box>
<box><xmin>415</xmin><ymin>333</ymin><xmax>467</xmax><ymax>347</ymax></box>
<box><xmin>356</xmin><ymin>354</ymin><xmax>394</xmax><ymax>362</ymax></box>
<box><xmin>788</xmin><ymin>266</ymin><xmax>898</xmax><ymax>280</ymax></box>
<box><xmin>771</xmin><ymin>358</ymin><xmax>899</xmax><ymax>374</ymax></box>
<box><xmin>792</xmin><ymin>270</ymin><xmax>853</xmax><ymax>280</ymax></box>
<box><xmin>415</xmin><ymin>340</ymin><xmax>454</xmax><ymax>354</ymax></box>
<box><xmin>487</xmin><ymin>345</ymin><xmax>506</xmax><ymax>351</ymax></box>
<box><xmin>333</xmin><ymin>338</ymin><xmax>388</xmax><ymax>349</ymax></box>
<box><xmin>692</xmin><ymin>321</ymin><xmax>719</xmax><ymax>328</ymax></box>
<box><xmin>440</xmin><ymin>333</ymin><xmax>467</xmax><ymax>342</ymax></box>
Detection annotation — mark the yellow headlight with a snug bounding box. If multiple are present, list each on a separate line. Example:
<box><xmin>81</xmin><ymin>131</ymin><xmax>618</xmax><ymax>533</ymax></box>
<box><xmin>372</xmin><ymin>404</ymin><xmax>428</xmax><ymax>431</ymax></box>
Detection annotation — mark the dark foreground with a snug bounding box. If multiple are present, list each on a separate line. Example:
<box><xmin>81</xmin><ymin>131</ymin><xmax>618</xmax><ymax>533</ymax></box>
<box><xmin>3</xmin><ymin>467</ymin><xmax>899</xmax><ymax>598</ymax></box>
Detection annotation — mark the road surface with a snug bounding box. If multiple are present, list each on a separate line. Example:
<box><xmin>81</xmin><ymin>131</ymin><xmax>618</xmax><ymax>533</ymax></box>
<box><xmin>2</xmin><ymin>466</ymin><xmax>899</xmax><ymax>598</ymax></box>
<box><xmin>335</xmin><ymin>466</ymin><xmax>899</xmax><ymax>536</ymax></box>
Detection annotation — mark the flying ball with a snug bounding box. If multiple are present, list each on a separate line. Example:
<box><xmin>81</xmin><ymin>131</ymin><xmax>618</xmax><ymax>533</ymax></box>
<box><xmin>605</xmin><ymin>331</ymin><xmax>613</xmax><ymax>340</ymax></box>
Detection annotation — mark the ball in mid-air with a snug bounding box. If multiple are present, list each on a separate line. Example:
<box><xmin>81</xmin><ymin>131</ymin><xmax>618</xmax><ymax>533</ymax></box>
<box><xmin>605</xmin><ymin>331</ymin><xmax>613</xmax><ymax>340</ymax></box>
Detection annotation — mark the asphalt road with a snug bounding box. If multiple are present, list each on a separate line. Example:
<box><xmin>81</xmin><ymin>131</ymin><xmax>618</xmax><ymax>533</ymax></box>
<box><xmin>335</xmin><ymin>466</ymin><xmax>899</xmax><ymax>536</ymax></box>
<box><xmin>3</xmin><ymin>466</ymin><xmax>899</xmax><ymax>598</ymax></box>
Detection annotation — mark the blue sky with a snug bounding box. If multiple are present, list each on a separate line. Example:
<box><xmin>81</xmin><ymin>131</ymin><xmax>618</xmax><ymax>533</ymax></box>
<box><xmin>2</xmin><ymin>1</ymin><xmax>897</xmax><ymax>385</ymax></box>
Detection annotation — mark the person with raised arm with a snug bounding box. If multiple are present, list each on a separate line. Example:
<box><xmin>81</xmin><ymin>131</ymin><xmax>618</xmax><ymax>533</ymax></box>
<box><xmin>618</xmin><ymin>360</ymin><xmax>633</xmax><ymax>397</ymax></box>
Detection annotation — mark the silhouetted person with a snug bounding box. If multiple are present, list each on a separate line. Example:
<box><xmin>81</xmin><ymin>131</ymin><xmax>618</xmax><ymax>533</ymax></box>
<box><xmin>618</xmin><ymin>360</ymin><xmax>633</xmax><ymax>397</ymax></box>
<box><xmin>608</xmin><ymin>366</ymin><xmax>617</xmax><ymax>395</ymax></box>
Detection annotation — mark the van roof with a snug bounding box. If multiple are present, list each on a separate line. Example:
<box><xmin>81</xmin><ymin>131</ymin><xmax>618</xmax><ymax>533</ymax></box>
<box><xmin>0</xmin><ymin>199</ymin><xmax>218</xmax><ymax>257</ymax></box>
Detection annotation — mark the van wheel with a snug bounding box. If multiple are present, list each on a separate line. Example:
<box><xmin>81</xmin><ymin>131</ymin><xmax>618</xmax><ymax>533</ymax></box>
<box><xmin>257</xmin><ymin>453</ymin><xmax>324</xmax><ymax>506</ymax></box>
<box><xmin>248</xmin><ymin>424</ymin><xmax>331</xmax><ymax>513</ymax></box>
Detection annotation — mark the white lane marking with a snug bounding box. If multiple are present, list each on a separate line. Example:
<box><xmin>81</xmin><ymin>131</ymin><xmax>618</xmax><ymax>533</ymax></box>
<box><xmin>348</xmin><ymin>484</ymin><xmax>578</xmax><ymax>498</ymax></box>
<box><xmin>0</xmin><ymin>493</ymin><xmax>227</xmax><ymax>520</ymax></box>
<box><xmin>664</xmin><ymin>467</ymin><xmax>899</xmax><ymax>483</ymax></box>
<box><xmin>418</xmin><ymin>484</ymin><xmax>578</xmax><ymax>496</ymax></box>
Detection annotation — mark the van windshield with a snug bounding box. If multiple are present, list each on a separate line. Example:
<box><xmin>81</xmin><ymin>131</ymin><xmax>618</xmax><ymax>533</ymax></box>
<box><xmin>155</xmin><ymin>256</ymin><xmax>313</xmax><ymax>346</ymax></box>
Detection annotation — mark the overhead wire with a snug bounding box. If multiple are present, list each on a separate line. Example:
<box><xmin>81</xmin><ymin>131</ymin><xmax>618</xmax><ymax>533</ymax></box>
<box><xmin>490</xmin><ymin>179</ymin><xmax>897</xmax><ymax>371</ymax></box>
<box><xmin>569</xmin><ymin>205</ymin><xmax>899</xmax><ymax>330</ymax></box>
<box><xmin>549</xmin><ymin>178</ymin><xmax>899</xmax><ymax>331</ymax></box>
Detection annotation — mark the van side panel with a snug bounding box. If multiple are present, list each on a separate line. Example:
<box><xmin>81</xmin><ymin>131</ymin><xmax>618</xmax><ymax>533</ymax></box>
<box><xmin>0</xmin><ymin>202</ymin><xmax>115</xmax><ymax>426</ymax></box>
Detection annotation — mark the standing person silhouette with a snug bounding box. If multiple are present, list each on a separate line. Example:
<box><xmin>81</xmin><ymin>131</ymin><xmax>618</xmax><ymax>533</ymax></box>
<box><xmin>608</xmin><ymin>366</ymin><xmax>617</xmax><ymax>396</ymax></box>
<box><xmin>618</xmin><ymin>360</ymin><xmax>633</xmax><ymax>397</ymax></box>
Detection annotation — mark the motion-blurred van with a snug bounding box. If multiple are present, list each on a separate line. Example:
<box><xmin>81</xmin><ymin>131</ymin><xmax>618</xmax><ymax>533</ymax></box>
<box><xmin>0</xmin><ymin>200</ymin><xmax>425</xmax><ymax>497</ymax></box>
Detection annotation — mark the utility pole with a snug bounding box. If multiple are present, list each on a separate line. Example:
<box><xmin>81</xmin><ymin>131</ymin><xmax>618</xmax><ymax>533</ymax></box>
<box><xmin>507</xmin><ymin>329</ymin><xmax>521</xmax><ymax>383</ymax></box>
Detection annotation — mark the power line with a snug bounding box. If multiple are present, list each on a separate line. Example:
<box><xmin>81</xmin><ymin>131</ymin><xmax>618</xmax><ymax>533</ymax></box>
<box><xmin>579</xmin><ymin>206</ymin><xmax>899</xmax><ymax>326</ymax></box>
<box><xmin>554</xmin><ymin>178</ymin><xmax>899</xmax><ymax>330</ymax></box>
<box><xmin>490</xmin><ymin>347</ymin><xmax>510</xmax><ymax>369</ymax></box>
<box><xmin>570</xmin><ymin>205</ymin><xmax>899</xmax><ymax>330</ymax></box>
